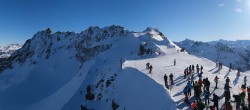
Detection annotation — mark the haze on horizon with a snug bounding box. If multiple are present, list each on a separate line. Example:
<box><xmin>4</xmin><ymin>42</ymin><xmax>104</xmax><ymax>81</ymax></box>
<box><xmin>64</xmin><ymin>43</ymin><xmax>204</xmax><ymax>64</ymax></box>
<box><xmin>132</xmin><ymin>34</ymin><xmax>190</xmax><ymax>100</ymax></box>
<box><xmin>0</xmin><ymin>0</ymin><xmax>250</xmax><ymax>46</ymax></box>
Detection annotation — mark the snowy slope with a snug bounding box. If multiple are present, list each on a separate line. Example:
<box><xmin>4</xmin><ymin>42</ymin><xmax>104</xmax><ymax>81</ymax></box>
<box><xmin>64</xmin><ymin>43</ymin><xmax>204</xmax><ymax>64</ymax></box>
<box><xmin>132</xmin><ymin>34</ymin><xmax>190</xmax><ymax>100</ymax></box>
<box><xmin>2</xmin><ymin>26</ymin><xmax>248</xmax><ymax>110</ymax></box>
<box><xmin>175</xmin><ymin>39</ymin><xmax>250</xmax><ymax>72</ymax></box>
<box><xmin>124</xmin><ymin>47</ymin><xmax>250</xmax><ymax>110</ymax></box>
<box><xmin>0</xmin><ymin>26</ymin><xmax>178</xmax><ymax>110</ymax></box>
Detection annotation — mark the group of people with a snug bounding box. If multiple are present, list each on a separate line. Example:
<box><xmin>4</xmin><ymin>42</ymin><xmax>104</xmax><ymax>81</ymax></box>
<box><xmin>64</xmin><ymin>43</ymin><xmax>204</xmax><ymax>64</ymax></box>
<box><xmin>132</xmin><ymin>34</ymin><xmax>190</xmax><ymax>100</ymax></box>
<box><xmin>148</xmin><ymin>59</ymin><xmax>250</xmax><ymax>110</ymax></box>
<box><xmin>216</xmin><ymin>62</ymin><xmax>223</xmax><ymax>70</ymax></box>
<box><xmin>164</xmin><ymin>73</ymin><xmax>174</xmax><ymax>89</ymax></box>
<box><xmin>183</xmin><ymin>64</ymin><xmax>250</xmax><ymax>110</ymax></box>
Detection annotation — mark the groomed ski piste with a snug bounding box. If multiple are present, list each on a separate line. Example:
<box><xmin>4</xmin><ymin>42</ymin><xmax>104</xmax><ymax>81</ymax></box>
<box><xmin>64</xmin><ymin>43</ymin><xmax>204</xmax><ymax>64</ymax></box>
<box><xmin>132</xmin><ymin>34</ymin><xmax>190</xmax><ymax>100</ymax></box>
<box><xmin>124</xmin><ymin>48</ymin><xmax>250</xmax><ymax>110</ymax></box>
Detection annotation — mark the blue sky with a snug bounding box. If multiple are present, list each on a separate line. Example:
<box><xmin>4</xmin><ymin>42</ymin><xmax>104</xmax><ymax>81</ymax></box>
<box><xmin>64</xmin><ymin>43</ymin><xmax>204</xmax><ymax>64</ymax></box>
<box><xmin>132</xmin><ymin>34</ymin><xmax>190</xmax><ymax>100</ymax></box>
<box><xmin>0</xmin><ymin>0</ymin><xmax>250</xmax><ymax>46</ymax></box>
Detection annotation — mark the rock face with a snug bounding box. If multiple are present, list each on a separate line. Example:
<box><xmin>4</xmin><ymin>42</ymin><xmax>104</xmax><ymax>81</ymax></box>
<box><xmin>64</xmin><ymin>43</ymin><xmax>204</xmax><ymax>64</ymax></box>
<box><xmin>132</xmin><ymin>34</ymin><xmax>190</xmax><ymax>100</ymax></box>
<box><xmin>175</xmin><ymin>39</ymin><xmax>250</xmax><ymax>71</ymax></box>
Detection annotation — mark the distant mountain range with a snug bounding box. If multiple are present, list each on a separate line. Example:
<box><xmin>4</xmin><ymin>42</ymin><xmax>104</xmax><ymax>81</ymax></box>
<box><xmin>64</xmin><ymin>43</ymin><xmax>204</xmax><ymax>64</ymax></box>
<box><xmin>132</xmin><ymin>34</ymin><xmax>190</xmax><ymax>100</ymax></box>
<box><xmin>174</xmin><ymin>39</ymin><xmax>250</xmax><ymax>72</ymax></box>
<box><xmin>0</xmin><ymin>44</ymin><xmax>22</xmax><ymax>58</ymax></box>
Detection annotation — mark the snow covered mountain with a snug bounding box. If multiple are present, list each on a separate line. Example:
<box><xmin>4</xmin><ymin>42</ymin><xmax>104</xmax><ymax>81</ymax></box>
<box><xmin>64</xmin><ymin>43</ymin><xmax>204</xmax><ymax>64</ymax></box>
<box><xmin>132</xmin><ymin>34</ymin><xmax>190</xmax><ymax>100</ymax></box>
<box><xmin>0</xmin><ymin>44</ymin><xmax>22</xmax><ymax>58</ymax></box>
<box><xmin>174</xmin><ymin>39</ymin><xmax>250</xmax><ymax>72</ymax></box>
<box><xmin>209</xmin><ymin>39</ymin><xmax>250</xmax><ymax>49</ymax></box>
<box><xmin>0</xmin><ymin>25</ymin><xmax>178</xmax><ymax>110</ymax></box>
<box><xmin>1</xmin><ymin>26</ymin><xmax>250</xmax><ymax>110</ymax></box>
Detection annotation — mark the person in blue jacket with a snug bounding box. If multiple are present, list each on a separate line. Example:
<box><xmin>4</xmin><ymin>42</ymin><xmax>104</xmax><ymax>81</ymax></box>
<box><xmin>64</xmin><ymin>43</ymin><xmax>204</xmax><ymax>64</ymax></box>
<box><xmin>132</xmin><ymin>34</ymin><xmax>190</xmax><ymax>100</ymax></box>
<box><xmin>187</xmin><ymin>81</ymin><xmax>192</xmax><ymax>96</ymax></box>
<box><xmin>183</xmin><ymin>85</ymin><xmax>190</xmax><ymax>104</ymax></box>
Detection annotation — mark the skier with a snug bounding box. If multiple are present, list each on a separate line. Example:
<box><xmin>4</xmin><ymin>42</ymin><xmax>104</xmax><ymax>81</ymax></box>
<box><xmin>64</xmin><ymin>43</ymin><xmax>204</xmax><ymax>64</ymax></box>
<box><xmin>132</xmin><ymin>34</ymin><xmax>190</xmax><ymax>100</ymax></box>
<box><xmin>174</xmin><ymin>59</ymin><xmax>176</xmax><ymax>66</ymax></box>
<box><xmin>233</xmin><ymin>94</ymin><xmax>241</xmax><ymax>110</ymax></box>
<box><xmin>211</xmin><ymin>93</ymin><xmax>219</xmax><ymax>110</ymax></box>
<box><xmin>183</xmin><ymin>85</ymin><xmax>190</xmax><ymax>104</ymax></box>
<box><xmin>214</xmin><ymin>76</ymin><xmax>219</xmax><ymax>89</ymax></box>
<box><xmin>164</xmin><ymin>74</ymin><xmax>169</xmax><ymax>89</ymax></box>
<box><xmin>146</xmin><ymin>62</ymin><xmax>150</xmax><ymax>69</ymax></box>
<box><xmin>187</xmin><ymin>81</ymin><xmax>192</xmax><ymax>96</ymax></box>
<box><xmin>149</xmin><ymin>65</ymin><xmax>153</xmax><ymax>73</ymax></box>
<box><xmin>169</xmin><ymin>73</ymin><xmax>174</xmax><ymax>85</ymax></box>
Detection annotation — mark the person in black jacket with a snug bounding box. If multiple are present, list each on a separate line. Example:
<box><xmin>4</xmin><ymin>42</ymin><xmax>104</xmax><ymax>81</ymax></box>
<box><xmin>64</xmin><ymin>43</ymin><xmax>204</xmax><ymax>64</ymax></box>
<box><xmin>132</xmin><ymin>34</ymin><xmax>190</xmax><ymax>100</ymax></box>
<box><xmin>211</xmin><ymin>94</ymin><xmax>219</xmax><ymax>110</ymax></box>
<box><xmin>169</xmin><ymin>73</ymin><xmax>174</xmax><ymax>85</ymax></box>
<box><xmin>233</xmin><ymin>94</ymin><xmax>241</xmax><ymax>110</ymax></box>
<box><xmin>164</xmin><ymin>74</ymin><xmax>169</xmax><ymax>89</ymax></box>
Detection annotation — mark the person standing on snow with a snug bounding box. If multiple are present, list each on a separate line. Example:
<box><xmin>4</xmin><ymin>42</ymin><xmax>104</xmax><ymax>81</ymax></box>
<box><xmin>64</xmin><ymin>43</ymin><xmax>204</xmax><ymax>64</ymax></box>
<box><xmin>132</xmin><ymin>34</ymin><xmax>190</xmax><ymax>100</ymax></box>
<box><xmin>192</xmin><ymin>65</ymin><xmax>195</xmax><ymax>73</ymax></box>
<box><xmin>244</xmin><ymin>76</ymin><xmax>247</xmax><ymax>85</ymax></box>
<box><xmin>191</xmin><ymin>74</ymin><xmax>195</xmax><ymax>85</ymax></box>
<box><xmin>203</xmin><ymin>89</ymin><xmax>210</xmax><ymax>106</ymax></box>
<box><xmin>184</xmin><ymin>69</ymin><xmax>187</xmax><ymax>79</ymax></box>
<box><xmin>194</xmin><ymin>81</ymin><xmax>201</xmax><ymax>102</ymax></box>
<box><xmin>164</xmin><ymin>74</ymin><xmax>169</xmax><ymax>89</ymax></box>
<box><xmin>205</xmin><ymin>77</ymin><xmax>210</xmax><ymax>92</ymax></box>
<box><xmin>226</xmin><ymin>77</ymin><xmax>230</xmax><ymax>85</ymax></box>
<box><xmin>187</xmin><ymin>81</ymin><xmax>192</xmax><ymax>96</ymax></box>
<box><xmin>233</xmin><ymin>94</ymin><xmax>241</xmax><ymax>110</ymax></box>
<box><xmin>174</xmin><ymin>59</ymin><xmax>176</xmax><ymax>66</ymax></box>
<box><xmin>211</xmin><ymin>93</ymin><xmax>220</xmax><ymax>110</ymax></box>
<box><xmin>146</xmin><ymin>62</ymin><xmax>150</xmax><ymax>69</ymax></box>
<box><xmin>224</xmin><ymin>83</ymin><xmax>232</xmax><ymax>103</ymax></box>
<box><xmin>200</xmin><ymin>65</ymin><xmax>203</xmax><ymax>73</ymax></box>
<box><xmin>183</xmin><ymin>85</ymin><xmax>190</xmax><ymax>104</ymax></box>
<box><xmin>169</xmin><ymin>73</ymin><xmax>174</xmax><ymax>85</ymax></box>
<box><xmin>196</xmin><ymin>64</ymin><xmax>199</xmax><ymax>73</ymax></box>
<box><xmin>237</xmin><ymin>69</ymin><xmax>240</xmax><ymax>76</ymax></box>
<box><xmin>214</xmin><ymin>76</ymin><xmax>219</xmax><ymax>89</ymax></box>
<box><xmin>149</xmin><ymin>65</ymin><xmax>153</xmax><ymax>73</ymax></box>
